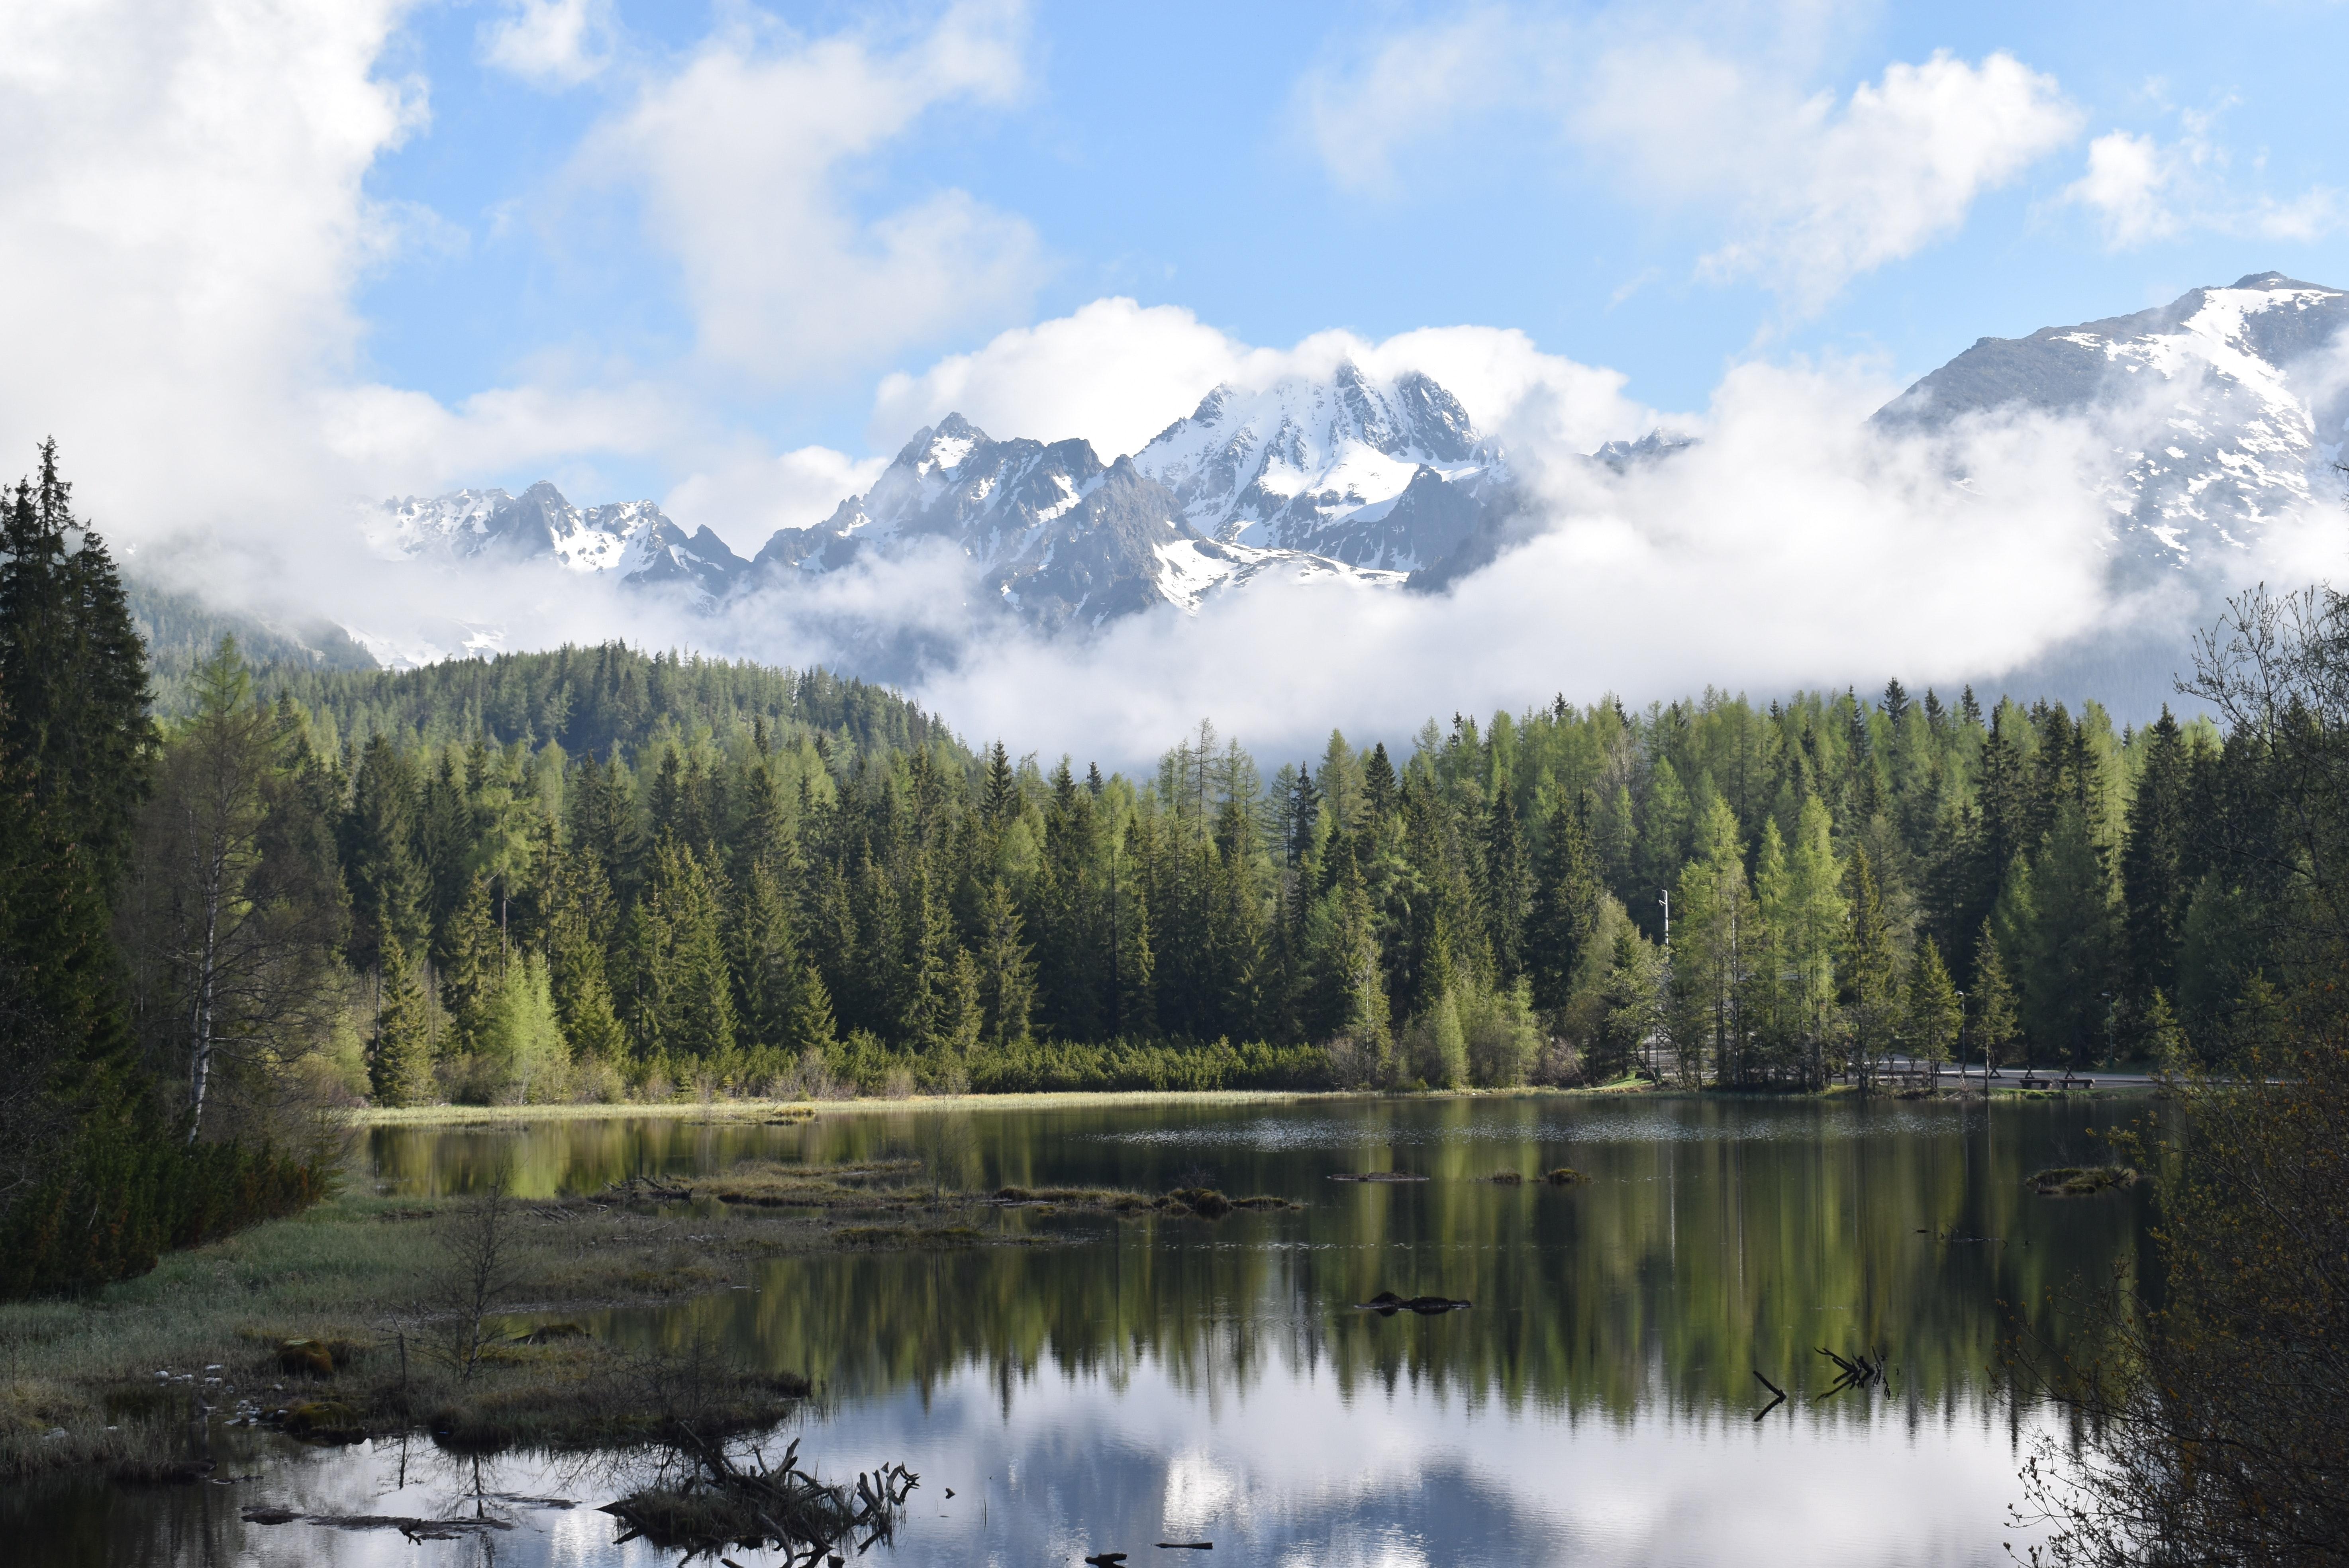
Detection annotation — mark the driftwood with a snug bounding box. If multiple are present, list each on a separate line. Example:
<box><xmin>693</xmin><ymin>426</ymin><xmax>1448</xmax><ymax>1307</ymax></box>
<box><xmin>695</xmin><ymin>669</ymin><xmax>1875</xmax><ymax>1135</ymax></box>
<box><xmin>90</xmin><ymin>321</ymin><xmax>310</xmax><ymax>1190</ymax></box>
<box><xmin>1327</xmin><ymin>1173</ymin><xmax>1427</xmax><ymax>1183</ymax></box>
<box><xmin>1812</xmin><ymin>1346</ymin><xmax>1890</xmax><ymax>1401</ymax></box>
<box><xmin>602</xmin><ymin>1427</ymin><xmax>917</xmax><ymax>1561</ymax></box>
<box><xmin>1752</xmin><ymin>1370</ymin><xmax>1787</xmax><ymax>1419</ymax></box>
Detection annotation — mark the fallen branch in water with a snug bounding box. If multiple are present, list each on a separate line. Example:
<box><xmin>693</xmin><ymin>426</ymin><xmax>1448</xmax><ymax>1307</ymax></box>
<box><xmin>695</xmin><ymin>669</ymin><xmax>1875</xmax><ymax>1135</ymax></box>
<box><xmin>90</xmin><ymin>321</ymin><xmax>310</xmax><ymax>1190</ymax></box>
<box><xmin>602</xmin><ymin>1425</ymin><xmax>917</xmax><ymax>1559</ymax></box>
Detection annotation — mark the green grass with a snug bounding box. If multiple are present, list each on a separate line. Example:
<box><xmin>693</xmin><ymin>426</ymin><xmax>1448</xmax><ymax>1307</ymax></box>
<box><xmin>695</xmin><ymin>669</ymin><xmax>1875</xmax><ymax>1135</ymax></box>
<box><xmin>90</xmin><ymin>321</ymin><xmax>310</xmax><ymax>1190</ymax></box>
<box><xmin>0</xmin><ymin>1162</ymin><xmax>1014</xmax><ymax>1480</ymax></box>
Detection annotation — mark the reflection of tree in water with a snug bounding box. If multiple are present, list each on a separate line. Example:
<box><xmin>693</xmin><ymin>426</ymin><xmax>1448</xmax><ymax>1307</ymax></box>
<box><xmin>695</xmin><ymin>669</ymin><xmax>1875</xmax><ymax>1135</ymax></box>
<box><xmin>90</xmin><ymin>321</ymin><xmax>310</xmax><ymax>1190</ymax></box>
<box><xmin>553</xmin><ymin>1097</ymin><xmax>2149</xmax><ymax>1421</ymax></box>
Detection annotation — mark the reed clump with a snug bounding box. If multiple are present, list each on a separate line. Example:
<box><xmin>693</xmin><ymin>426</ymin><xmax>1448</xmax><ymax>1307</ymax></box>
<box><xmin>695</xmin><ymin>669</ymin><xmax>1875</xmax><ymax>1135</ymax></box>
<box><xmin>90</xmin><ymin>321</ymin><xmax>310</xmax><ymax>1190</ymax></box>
<box><xmin>2029</xmin><ymin>1165</ymin><xmax>2138</xmax><ymax>1196</ymax></box>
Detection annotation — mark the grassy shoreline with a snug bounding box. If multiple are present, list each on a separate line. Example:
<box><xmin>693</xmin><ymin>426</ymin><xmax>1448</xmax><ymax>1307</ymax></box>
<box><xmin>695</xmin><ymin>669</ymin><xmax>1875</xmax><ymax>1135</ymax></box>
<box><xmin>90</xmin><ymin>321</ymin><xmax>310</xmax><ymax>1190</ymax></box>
<box><xmin>349</xmin><ymin>1075</ymin><xmax>2157</xmax><ymax>1128</ymax></box>
<box><xmin>0</xmin><ymin>1159</ymin><xmax>1043</xmax><ymax>1482</ymax></box>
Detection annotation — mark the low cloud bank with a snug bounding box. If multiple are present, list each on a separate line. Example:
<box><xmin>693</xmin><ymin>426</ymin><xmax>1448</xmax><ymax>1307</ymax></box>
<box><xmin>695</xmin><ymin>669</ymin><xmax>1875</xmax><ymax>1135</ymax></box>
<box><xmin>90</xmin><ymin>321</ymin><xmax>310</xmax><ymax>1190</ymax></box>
<box><xmin>127</xmin><ymin>310</ymin><xmax>2324</xmax><ymax>768</ymax></box>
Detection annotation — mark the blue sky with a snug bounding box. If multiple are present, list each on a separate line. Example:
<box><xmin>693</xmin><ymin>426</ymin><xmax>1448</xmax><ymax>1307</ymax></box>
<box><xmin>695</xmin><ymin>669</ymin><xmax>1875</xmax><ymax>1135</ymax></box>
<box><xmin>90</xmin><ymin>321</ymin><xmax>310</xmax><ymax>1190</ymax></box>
<box><xmin>324</xmin><ymin>0</ymin><xmax>2349</xmax><ymax>523</ymax></box>
<box><xmin>3</xmin><ymin>0</ymin><xmax>2347</xmax><ymax>752</ymax></box>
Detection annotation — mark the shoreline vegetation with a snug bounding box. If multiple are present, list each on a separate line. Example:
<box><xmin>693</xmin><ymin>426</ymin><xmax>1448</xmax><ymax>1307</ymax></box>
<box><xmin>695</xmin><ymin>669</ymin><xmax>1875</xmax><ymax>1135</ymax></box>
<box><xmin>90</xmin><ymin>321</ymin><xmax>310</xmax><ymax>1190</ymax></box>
<box><xmin>0</xmin><ymin>1151</ymin><xmax>1300</xmax><ymax>1484</ymax></box>
<box><xmin>343</xmin><ymin>1073</ymin><xmax>2158</xmax><ymax>1128</ymax></box>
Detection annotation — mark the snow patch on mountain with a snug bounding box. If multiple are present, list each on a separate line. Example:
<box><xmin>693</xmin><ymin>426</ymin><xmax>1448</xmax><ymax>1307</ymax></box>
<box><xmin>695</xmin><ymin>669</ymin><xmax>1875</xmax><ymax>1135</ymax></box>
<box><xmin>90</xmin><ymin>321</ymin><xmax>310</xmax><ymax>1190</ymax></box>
<box><xmin>1131</xmin><ymin>361</ymin><xmax>1503</xmax><ymax>570</ymax></box>
<box><xmin>1878</xmin><ymin>272</ymin><xmax>2349</xmax><ymax>580</ymax></box>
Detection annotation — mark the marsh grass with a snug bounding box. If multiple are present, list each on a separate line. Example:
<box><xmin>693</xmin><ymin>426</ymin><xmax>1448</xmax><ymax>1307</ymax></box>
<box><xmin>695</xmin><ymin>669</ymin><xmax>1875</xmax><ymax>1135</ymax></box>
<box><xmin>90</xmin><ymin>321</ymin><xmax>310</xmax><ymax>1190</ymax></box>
<box><xmin>0</xmin><ymin>1159</ymin><xmax>1014</xmax><ymax>1481</ymax></box>
<box><xmin>987</xmin><ymin>1184</ymin><xmax>1297</xmax><ymax>1217</ymax></box>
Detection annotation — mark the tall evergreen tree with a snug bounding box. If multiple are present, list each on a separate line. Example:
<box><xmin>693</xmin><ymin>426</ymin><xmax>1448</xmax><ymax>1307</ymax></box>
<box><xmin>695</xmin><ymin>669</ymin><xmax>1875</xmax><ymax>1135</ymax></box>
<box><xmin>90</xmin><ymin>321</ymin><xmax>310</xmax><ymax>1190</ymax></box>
<box><xmin>1526</xmin><ymin>796</ymin><xmax>1603</xmax><ymax>1011</ymax></box>
<box><xmin>2120</xmin><ymin>707</ymin><xmax>2190</xmax><ymax>1017</ymax></box>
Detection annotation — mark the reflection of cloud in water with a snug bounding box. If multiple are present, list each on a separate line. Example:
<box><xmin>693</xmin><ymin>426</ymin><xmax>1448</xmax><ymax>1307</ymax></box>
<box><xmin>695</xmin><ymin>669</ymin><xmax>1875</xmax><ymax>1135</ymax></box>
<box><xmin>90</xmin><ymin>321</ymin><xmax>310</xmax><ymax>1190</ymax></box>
<box><xmin>791</xmin><ymin>1357</ymin><xmax>2043</xmax><ymax>1567</ymax></box>
<box><xmin>1091</xmin><ymin>1103</ymin><xmax>1966</xmax><ymax>1150</ymax></box>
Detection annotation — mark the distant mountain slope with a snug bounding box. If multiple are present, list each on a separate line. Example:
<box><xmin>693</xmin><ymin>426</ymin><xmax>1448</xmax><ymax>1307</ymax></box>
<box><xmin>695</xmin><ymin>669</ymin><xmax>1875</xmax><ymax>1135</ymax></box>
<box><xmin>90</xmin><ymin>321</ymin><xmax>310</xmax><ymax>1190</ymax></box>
<box><xmin>256</xmin><ymin>643</ymin><xmax>957</xmax><ymax>761</ymax></box>
<box><xmin>375</xmin><ymin>480</ymin><xmax>748</xmax><ymax>603</ymax></box>
<box><xmin>749</xmin><ymin>396</ymin><xmax>1420</xmax><ymax>628</ymax></box>
<box><xmin>127</xmin><ymin>576</ymin><xmax>378</xmax><ymax>717</ymax></box>
<box><xmin>1130</xmin><ymin>361</ymin><xmax>1499</xmax><ymax>569</ymax></box>
<box><xmin>349</xmin><ymin>274</ymin><xmax>2347</xmax><ymax>672</ymax></box>
<box><xmin>1876</xmin><ymin>272</ymin><xmax>2349</xmax><ymax>578</ymax></box>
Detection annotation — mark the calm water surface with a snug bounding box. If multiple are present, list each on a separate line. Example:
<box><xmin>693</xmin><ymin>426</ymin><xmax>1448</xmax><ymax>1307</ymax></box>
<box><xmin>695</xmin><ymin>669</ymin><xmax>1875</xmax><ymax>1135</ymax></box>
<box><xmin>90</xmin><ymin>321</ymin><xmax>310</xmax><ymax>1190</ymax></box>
<box><xmin>21</xmin><ymin>1094</ymin><xmax>2156</xmax><ymax>1567</ymax></box>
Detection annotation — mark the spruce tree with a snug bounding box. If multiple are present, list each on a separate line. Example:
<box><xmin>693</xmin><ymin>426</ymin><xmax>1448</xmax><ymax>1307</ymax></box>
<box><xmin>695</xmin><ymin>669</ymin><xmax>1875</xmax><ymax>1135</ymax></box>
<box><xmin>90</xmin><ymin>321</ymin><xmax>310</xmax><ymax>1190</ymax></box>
<box><xmin>1480</xmin><ymin>786</ymin><xmax>1529</xmax><ymax>984</ymax></box>
<box><xmin>1843</xmin><ymin>846</ymin><xmax>1900</xmax><ymax>1085</ymax></box>
<box><xmin>1971</xmin><ymin>921</ymin><xmax>2020</xmax><ymax>1074</ymax></box>
<box><xmin>437</xmin><ymin>873</ymin><xmax>504</xmax><ymax>1053</ymax></box>
<box><xmin>370</xmin><ymin>937</ymin><xmax>436</xmax><ymax>1106</ymax></box>
<box><xmin>345</xmin><ymin>735</ymin><xmax>427</xmax><ymax>974</ymax></box>
<box><xmin>1903</xmin><ymin>937</ymin><xmax>1961</xmax><ymax>1066</ymax></box>
<box><xmin>981</xmin><ymin>741</ymin><xmax>1018</xmax><ymax>829</ymax></box>
<box><xmin>974</xmin><ymin>877</ymin><xmax>1035</xmax><ymax>1046</ymax></box>
<box><xmin>1525</xmin><ymin>796</ymin><xmax>1601</xmax><ymax>1012</ymax></box>
<box><xmin>2120</xmin><ymin>708</ymin><xmax>2189</xmax><ymax>1015</ymax></box>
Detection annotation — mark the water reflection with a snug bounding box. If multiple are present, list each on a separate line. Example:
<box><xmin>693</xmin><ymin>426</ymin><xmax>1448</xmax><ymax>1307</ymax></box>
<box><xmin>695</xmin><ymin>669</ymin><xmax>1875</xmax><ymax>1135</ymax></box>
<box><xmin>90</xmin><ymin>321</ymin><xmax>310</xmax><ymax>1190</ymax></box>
<box><xmin>27</xmin><ymin>1095</ymin><xmax>2151</xmax><ymax>1566</ymax></box>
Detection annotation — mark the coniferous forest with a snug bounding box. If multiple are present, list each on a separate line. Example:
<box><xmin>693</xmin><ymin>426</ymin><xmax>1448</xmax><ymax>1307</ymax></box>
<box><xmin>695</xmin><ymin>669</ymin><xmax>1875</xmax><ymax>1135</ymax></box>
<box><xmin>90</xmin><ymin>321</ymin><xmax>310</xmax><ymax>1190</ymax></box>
<box><xmin>0</xmin><ymin>443</ymin><xmax>2314</xmax><ymax>1295</ymax></box>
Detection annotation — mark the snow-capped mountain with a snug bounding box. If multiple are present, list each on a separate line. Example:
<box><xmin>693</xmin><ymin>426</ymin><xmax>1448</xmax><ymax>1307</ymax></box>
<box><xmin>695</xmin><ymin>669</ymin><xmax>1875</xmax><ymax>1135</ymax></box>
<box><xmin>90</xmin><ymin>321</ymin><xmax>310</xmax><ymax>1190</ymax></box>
<box><xmin>748</xmin><ymin>407</ymin><xmax>1409</xmax><ymax>630</ymax></box>
<box><xmin>363</xmin><ymin>274</ymin><xmax>2347</xmax><ymax>663</ymax></box>
<box><xmin>1131</xmin><ymin>362</ymin><xmax>1501</xmax><ymax>570</ymax></box>
<box><xmin>1877</xmin><ymin>272</ymin><xmax>2349</xmax><ymax>579</ymax></box>
<box><xmin>374</xmin><ymin>480</ymin><xmax>748</xmax><ymax>603</ymax></box>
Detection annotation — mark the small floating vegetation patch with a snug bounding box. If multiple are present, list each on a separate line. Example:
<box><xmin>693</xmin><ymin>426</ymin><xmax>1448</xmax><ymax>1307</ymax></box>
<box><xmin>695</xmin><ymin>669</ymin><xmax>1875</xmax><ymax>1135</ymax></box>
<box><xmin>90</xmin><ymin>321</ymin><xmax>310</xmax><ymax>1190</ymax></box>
<box><xmin>989</xmin><ymin>1185</ymin><xmax>1296</xmax><ymax>1218</ymax></box>
<box><xmin>1328</xmin><ymin>1172</ymin><xmax>1427</xmax><ymax>1183</ymax></box>
<box><xmin>638</xmin><ymin>1158</ymin><xmax>944</xmax><ymax>1210</ymax></box>
<box><xmin>1545</xmin><ymin>1168</ymin><xmax>1587</xmax><ymax>1185</ymax></box>
<box><xmin>832</xmin><ymin>1224</ymin><xmax>984</xmax><ymax>1249</ymax></box>
<box><xmin>1355</xmin><ymin>1292</ymin><xmax>1473</xmax><ymax>1315</ymax></box>
<box><xmin>1486</xmin><ymin>1172</ymin><xmax>1525</xmax><ymax>1185</ymax></box>
<box><xmin>603</xmin><ymin>1430</ymin><xmax>916</xmax><ymax>1558</ymax></box>
<box><xmin>2030</xmin><ymin>1165</ymin><xmax>2139</xmax><ymax>1197</ymax></box>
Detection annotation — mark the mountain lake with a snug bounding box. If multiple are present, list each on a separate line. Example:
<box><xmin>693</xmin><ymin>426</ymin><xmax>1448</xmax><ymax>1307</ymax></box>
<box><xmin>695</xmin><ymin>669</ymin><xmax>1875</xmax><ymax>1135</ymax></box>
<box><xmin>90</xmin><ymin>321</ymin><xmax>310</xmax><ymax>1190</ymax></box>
<box><xmin>8</xmin><ymin>1092</ymin><xmax>2156</xmax><ymax>1566</ymax></box>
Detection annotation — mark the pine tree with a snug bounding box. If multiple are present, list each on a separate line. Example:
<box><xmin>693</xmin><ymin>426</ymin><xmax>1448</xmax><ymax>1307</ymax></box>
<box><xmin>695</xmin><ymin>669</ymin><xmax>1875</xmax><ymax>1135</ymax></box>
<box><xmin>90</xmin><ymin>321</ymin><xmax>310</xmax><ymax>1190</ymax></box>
<box><xmin>641</xmin><ymin>841</ymin><xmax>738</xmax><ymax>1068</ymax></box>
<box><xmin>1843</xmin><ymin>845</ymin><xmax>1900</xmax><ymax>1086</ymax></box>
<box><xmin>980</xmin><ymin>741</ymin><xmax>1018</xmax><ymax>830</ymax></box>
<box><xmin>345</xmin><ymin>735</ymin><xmax>427</xmax><ymax>974</ymax></box>
<box><xmin>2120</xmin><ymin>708</ymin><xmax>2189</xmax><ymax>1015</ymax></box>
<box><xmin>973</xmin><ymin>877</ymin><xmax>1035</xmax><ymax>1047</ymax></box>
<box><xmin>438</xmin><ymin>873</ymin><xmax>504</xmax><ymax>1054</ymax></box>
<box><xmin>1525</xmin><ymin>796</ymin><xmax>1603</xmax><ymax>1012</ymax></box>
<box><xmin>0</xmin><ymin>441</ymin><xmax>155</xmax><ymax>889</ymax></box>
<box><xmin>1971</xmin><ymin>921</ymin><xmax>2020</xmax><ymax>1075</ymax></box>
<box><xmin>1903</xmin><ymin>937</ymin><xmax>1961</xmax><ymax>1066</ymax></box>
<box><xmin>370</xmin><ymin>936</ymin><xmax>436</xmax><ymax>1106</ymax></box>
<box><xmin>1480</xmin><ymin>785</ymin><xmax>1529</xmax><ymax>984</ymax></box>
<box><xmin>1362</xmin><ymin>742</ymin><xmax>1398</xmax><ymax>825</ymax></box>
<box><xmin>2024</xmin><ymin>800</ymin><xmax>2120</xmax><ymax>1066</ymax></box>
<box><xmin>1412</xmin><ymin>989</ymin><xmax>1468</xmax><ymax>1089</ymax></box>
<box><xmin>546</xmin><ymin>846</ymin><xmax>625</xmax><ymax>1062</ymax></box>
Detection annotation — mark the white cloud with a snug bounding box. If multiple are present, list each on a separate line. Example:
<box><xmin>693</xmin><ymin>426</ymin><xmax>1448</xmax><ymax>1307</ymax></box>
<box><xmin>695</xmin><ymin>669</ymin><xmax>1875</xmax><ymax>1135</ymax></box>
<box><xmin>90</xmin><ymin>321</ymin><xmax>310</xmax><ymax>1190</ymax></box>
<box><xmin>663</xmin><ymin>443</ymin><xmax>887</xmax><ymax>554</ymax></box>
<box><xmin>1296</xmin><ymin>7</ymin><xmax>1518</xmax><ymax>192</ymax></box>
<box><xmin>1686</xmin><ymin>52</ymin><xmax>2080</xmax><ymax>311</ymax></box>
<box><xmin>2067</xmin><ymin>130</ymin><xmax>2176</xmax><ymax>245</ymax></box>
<box><xmin>576</xmin><ymin>0</ymin><xmax>1044</xmax><ymax>380</ymax></box>
<box><xmin>2067</xmin><ymin>116</ymin><xmax>2344</xmax><ymax>249</ymax></box>
<box><xmin>0</xmin><ymin>0</ymin><xmax>425</xmax><ymax>541</ymax></box>
<box><xmin>480</xmin><ymin>0</ymin><xmax>615</xmax><ymax>87</ymax></box>
<box><xmin>868</xmin><ymin>297</ymin><xmax>1648</xmax><ymax>461</ymax></box>
<box><xmin>1296</xmin><ymin>8</ymin><xmax>2078</xmax><ymax>312</ymax></box>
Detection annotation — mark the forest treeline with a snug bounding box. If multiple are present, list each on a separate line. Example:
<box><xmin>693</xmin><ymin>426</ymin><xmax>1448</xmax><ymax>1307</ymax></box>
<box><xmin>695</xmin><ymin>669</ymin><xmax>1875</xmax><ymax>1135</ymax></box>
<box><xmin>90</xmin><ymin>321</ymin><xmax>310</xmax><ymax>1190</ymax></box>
<box><xmin>161</xmin><ymin>605</ymin><xmax>2279</xmax><ymax>1111</ymax></box>
<box><xmin>0</xmin><ymin>435</ymin><xmax>2324</xmax><ymax>1268</ymax></box>
<box><xmin>0</xmin><ymin>446</ymin><xmax>322</xmax><ymax>1296</ymax></box>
